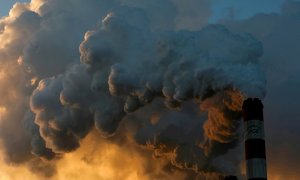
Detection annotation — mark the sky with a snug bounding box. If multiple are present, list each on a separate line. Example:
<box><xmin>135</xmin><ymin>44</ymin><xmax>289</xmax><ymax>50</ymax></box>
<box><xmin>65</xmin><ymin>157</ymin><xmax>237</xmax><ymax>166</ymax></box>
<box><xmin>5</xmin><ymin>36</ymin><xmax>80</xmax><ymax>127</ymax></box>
<box><xmin>0</xmin><ymin>0</ymin><xmax>287</xmax><ymax>20</ymax></box>
<box><xmin>210</xmin><ymin>0</ymin><xmax>285</xmax><ymax>22</ymax></box>
<box><xmin>0</xmin><ymin>0</ymin><xmax>300</xmax><ymax>180</ymax></box>
<box><xmin>0</xmin><ymin>0</ymin><xmax>29</xmax><ymax>17</ymax></box>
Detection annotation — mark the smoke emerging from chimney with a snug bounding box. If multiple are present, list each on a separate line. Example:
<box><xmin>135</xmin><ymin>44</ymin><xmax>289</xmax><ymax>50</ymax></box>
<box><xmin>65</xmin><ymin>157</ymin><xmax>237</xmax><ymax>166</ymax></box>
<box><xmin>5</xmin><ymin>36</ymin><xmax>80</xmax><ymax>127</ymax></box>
<box><xmin>0</xmin><ymin>0</ymin><xmax>266</xmax><ymax>178</ymax></box>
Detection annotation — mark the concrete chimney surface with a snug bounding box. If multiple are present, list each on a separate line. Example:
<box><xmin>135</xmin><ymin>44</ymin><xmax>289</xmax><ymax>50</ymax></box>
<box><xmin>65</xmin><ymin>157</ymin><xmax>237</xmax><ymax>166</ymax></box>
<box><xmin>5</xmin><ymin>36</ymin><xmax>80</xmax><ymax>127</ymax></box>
<box><xmin>242</xmin><ymin>98</ymin><xmax>267</xmax><ymax>180</ymax></box>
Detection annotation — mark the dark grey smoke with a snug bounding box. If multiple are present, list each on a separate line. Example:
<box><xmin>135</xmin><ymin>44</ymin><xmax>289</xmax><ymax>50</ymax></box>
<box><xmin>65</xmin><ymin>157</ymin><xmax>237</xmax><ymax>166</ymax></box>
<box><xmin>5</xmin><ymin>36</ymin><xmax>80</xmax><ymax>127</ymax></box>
<box><xmin>0</xmin><ymin>0</ymin><xmax>267</xmax><ymax>178</ymax></box>
<box><xmin>28</xmin><ymin>11</ymin><xmax>264</xmax><ymax>178</ymax></box>
<box><xmin>220</xmin><ymin>1</ymin><xmax>300</xmax><ymax>178</ymax></box>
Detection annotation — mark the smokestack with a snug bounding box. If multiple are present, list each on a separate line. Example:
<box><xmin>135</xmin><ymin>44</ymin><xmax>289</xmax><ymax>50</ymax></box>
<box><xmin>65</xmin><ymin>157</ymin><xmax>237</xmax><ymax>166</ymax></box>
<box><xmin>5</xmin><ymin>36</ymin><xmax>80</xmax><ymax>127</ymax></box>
<box><xmin>242</xmin><ymin>98</ymin><xmax>267</xmax><ymax>180</ymax></box>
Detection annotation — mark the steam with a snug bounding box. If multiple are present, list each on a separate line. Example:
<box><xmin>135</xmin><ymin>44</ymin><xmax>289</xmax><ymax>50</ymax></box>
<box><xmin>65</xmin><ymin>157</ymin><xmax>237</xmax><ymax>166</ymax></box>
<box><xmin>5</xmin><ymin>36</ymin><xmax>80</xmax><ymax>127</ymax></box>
<box><xmin>0</xmin><ymin>0</ymin><xmax>266</xmax><ymax>179</ymax></box>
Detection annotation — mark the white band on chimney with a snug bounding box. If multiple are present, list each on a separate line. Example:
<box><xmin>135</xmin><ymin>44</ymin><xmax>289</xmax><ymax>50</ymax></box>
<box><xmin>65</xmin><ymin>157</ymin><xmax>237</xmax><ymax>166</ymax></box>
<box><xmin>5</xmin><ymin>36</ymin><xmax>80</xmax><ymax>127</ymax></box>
<box><xmin>244</xmin><ymin>119</ymin><xmax>265</xmax><ymax>140</ymax></box>
<box><xmin>246</xmin><ymin>158</ymin><xmax>267</xmax><ymax>179</ymax></box>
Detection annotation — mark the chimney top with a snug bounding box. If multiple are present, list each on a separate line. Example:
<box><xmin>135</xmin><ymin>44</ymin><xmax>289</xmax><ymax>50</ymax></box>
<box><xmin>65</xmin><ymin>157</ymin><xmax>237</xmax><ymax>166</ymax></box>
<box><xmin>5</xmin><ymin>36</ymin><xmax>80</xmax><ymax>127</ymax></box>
<box><xmin>242</xmin><ymin>98</ymin><xmax>263</xmax><ymax>110</ymax></box>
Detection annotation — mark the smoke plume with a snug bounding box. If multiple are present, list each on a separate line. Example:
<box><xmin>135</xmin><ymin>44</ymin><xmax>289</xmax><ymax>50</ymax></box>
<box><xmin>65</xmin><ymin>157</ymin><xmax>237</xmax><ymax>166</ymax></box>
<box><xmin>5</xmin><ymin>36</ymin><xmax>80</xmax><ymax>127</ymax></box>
<box><xmin>0</xmin><ymin>0</ymin><xmax>267</xmax><ymax>179</ymax></box>
<box><xmin>219</xmin><ymin>1</ymin><xmax>300</xmax><ymax>179</ymax></box>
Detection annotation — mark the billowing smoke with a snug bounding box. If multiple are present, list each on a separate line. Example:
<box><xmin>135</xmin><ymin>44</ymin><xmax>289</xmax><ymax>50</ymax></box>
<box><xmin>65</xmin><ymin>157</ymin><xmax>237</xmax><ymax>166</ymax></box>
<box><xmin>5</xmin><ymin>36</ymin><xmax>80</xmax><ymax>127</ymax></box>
<box><xmin>219</xmin><ymin>1</ymin><xmax>300</xmax><ymax>179</ymax></box>
<box><xmin>0</xmin><ymin>0</ymin><xmax>266</xmax><ymax>179</ymax></box>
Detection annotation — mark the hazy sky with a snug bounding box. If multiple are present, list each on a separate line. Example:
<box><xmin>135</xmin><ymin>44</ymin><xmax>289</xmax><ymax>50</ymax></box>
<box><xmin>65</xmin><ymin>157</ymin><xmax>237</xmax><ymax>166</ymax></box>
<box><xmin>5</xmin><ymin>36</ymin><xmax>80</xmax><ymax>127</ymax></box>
<box><xmin>0</xmin><ymin>0</ymin><xmax>286</xmax><ymax>20</ymax></box>
<box><xmin>0</xmin><ymin>0</ymin><xmax>29</xmax><ymax>17</ymax></box>
<box><xmin>210</xmin><ymin>0</ymin><xmax>285</xmax><ymax>22</ymax></box>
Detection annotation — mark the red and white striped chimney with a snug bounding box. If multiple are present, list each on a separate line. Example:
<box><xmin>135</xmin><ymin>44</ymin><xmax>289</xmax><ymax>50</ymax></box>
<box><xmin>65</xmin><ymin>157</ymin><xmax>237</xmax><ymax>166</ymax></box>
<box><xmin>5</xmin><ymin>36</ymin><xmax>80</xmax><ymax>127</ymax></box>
<box><xmin>242</xmin><ymin>98</ymin><xmax>267</xmax><ymax>180</ymax></box>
